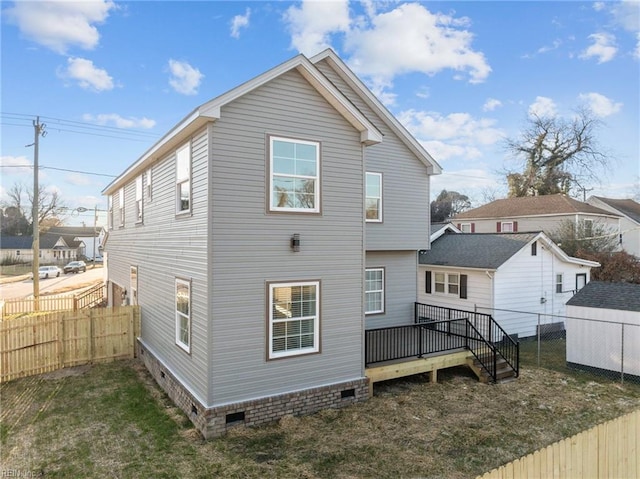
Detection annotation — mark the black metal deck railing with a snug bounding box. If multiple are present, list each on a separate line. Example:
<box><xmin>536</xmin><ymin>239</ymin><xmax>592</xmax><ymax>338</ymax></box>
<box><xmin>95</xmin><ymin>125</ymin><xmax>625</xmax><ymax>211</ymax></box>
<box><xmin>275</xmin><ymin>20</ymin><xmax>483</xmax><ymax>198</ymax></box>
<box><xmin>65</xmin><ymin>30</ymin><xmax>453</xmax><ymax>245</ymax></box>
<box><xmin>364</xmin><ymin>303</ymin><xmax>520</xmax><ymax>382</ymax></box>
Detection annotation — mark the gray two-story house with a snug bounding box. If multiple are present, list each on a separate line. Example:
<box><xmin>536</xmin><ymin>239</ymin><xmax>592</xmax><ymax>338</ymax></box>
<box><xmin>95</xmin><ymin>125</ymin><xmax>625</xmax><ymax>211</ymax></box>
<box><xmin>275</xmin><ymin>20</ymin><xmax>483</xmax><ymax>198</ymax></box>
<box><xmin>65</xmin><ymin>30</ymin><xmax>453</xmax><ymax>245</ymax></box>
<box><xmin>103</xmin><ymin>49</ymin><xmax>441</xmax><ymax>438</ymax></box>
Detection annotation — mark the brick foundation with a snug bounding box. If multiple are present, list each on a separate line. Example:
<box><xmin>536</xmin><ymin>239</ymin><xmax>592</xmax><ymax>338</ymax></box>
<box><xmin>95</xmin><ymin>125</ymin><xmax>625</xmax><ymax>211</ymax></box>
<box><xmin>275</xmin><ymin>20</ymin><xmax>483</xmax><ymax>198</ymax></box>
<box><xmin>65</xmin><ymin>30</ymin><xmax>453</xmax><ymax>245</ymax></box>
<box><xmin>138</xmin><ymin>340</ymin><xmax>369</xmax><ymax>439</ymax></box>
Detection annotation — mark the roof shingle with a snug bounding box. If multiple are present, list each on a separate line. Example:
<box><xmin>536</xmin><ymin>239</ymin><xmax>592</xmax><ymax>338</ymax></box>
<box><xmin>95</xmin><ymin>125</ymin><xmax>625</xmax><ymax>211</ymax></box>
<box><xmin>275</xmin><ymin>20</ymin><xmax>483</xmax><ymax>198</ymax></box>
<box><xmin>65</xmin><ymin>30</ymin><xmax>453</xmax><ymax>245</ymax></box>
<box><xmin>566</xmin><ymin>281</ymin><xmax>640</xmax><ymax>312</ymax></box>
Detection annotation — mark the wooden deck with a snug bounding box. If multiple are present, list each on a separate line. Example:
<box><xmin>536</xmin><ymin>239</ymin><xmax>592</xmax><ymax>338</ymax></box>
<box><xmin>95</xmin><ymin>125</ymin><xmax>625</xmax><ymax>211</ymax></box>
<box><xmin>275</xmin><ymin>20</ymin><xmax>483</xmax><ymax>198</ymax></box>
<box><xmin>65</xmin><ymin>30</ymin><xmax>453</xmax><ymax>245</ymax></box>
<box><xmin>365</xmin><ymin>349</ymin><xmax>472</xmax><ymax>397</ymax></box>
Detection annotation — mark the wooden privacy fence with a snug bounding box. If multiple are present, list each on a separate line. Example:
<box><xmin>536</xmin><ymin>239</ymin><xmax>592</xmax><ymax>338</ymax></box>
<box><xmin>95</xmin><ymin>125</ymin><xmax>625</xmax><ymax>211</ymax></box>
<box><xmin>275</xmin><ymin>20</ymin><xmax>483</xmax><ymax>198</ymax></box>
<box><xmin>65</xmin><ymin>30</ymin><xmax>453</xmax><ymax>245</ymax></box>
<box><xmin>477</xmin><ymin>409</ymin><xmax>639</xmax><ymax>479</ymax></box>
<box><xmin>1</xmin><ymin>282</ymin><xmax>105</xmax><ymax>317</ymax></box>
<box><xmin>0</xmin><ymin>306</ymin><xmax>140</xmax><ymax>383</ymax></box>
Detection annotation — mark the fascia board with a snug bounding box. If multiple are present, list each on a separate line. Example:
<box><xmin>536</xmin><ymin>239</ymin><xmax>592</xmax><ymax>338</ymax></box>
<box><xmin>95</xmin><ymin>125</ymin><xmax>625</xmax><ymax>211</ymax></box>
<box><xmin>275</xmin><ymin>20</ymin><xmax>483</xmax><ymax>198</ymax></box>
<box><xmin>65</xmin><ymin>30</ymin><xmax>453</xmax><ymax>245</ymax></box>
<box><xmin>311</xmin><ymin>49</ymin><xmax>442</xmax><ymax>175</ymax></box>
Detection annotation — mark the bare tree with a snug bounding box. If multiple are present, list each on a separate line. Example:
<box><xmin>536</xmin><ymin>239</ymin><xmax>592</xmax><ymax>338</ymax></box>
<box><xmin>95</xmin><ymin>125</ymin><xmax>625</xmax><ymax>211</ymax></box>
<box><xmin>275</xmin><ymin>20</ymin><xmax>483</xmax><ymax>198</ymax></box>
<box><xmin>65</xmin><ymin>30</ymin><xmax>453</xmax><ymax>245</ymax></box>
<box><xmin>0</xmin><ymin>182</ymin><xmax>66</xmax><ymax>234</ymax></box>
<box><xmin>505</xmin><ymin>109</ymin><xmax>609</xmax><ymax>197</ymax></box>
<box><xmin>549</xmin><ymin>218</ymin><xmax>618</xmax><ymax>257</ymax></box>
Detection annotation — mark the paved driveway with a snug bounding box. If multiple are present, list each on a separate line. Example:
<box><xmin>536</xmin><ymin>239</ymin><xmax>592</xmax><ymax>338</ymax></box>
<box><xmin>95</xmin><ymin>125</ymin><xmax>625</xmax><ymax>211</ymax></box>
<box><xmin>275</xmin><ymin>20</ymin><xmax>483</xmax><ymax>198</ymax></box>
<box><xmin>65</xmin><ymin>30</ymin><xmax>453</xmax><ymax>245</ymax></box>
<box><xmin>0</xmin><ymin>267</ymin><xmax>104</xmax><ymax>300</ymax></box>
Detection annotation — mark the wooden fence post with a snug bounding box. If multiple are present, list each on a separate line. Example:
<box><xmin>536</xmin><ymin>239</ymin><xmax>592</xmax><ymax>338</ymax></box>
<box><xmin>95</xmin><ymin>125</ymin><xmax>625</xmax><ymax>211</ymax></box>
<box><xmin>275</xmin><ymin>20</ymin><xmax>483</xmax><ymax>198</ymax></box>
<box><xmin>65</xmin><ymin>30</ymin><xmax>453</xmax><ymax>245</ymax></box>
<box><xmin>89</xmin><ymin>309</ymin><xmax>95</xmax><ymax>362</ymax></box>
<box><xmin>129</xmin><ymin>307</ymin><xmax>135</xmax><ymax>358</ymax></box>
<box><xmin>57</xmin><ymin>313</ymin><xmax>65</xmax><ymax>369</ymax></box>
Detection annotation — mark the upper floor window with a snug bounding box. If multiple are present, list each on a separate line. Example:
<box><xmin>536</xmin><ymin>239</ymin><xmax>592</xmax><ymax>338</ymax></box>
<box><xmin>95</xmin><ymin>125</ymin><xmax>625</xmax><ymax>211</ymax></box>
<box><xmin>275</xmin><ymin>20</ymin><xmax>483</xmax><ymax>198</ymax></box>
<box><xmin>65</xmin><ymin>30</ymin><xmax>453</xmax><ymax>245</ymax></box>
<box><xmin>460</xmin><ymin>223</ymin><xmax>472</xmax><ymax>233</ymax></box>
<box><xmin>118</xmin><ymin>188</ymin><xmax>125</xmax><ymax>227</ymax></box>
<box><xmin>269</xmin><ymin>136</ymin><xmax>320</xmax><ymax>213</ymax></box>
<box><xmin>366</xmin><ymin>172</ymin><xmax>382</xmax><ymax>222</ymax></box>
<box><xmin>268</xmin><ymin>281</ymin><xmax>320</xmax><ymax>359</ymax></box>
<box><xmin>500</xmin><ymin>221</ymin><xmax>514</xmax><ymax>232</ymax></box>
<box><xmin>176</xmin><ymin>143</ymin><xmax>191</xmax><ymax>214</ymax></box>
<box><xmin>108</xmin><ymin>195</ymin><xmax>113</xmax><ymax>230</ymax></box>
<box><xmin>556</xmin><ymin>273</ymin><xmax>563</xmax><ymax>294</ymax></box>
<box><xmin>135</xmin><ymin>175</ymin><xmax>143</xmax><ymax>223</ymax></box>
<box><xmin>365</xmin><ymin>268</ymin><xmax>384</xmax><ymax>314</ymax></box>
<box><xmin>531</xmin><ymin>242</ymin><xmax>537</xmax><ymax>256</ymax></box>
<box><xmin>583</xmin><ymin>219</ymin><xmax>593</xmax><ymax>236</ymax></box>
<box><xmin>145</xmin><ymin>169</ymin><xmax>152</xmax><ymax>202</ymax></box>
<box><xmin>175</xmin><ymin>278</ymin><xmax>191</xmax><ymax>353</ymax></box>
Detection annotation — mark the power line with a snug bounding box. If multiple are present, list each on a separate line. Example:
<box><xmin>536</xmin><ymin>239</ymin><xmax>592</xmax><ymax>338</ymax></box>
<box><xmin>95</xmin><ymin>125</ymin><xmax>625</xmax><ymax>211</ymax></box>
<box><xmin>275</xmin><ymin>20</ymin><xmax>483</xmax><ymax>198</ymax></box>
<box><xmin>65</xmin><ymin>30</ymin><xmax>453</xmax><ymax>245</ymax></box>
<box><xmin>0</xmin><ymin>164</ymin><xmax>117</xmax><ymax>178</ymax></box>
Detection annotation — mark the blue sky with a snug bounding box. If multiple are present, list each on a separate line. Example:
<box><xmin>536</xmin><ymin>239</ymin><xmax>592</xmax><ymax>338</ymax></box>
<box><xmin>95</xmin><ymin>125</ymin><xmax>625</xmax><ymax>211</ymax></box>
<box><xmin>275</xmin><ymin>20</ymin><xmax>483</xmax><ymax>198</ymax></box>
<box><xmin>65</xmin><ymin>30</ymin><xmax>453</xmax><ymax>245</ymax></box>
<box><xmin>1</xmin><ymin>0</ymin><xmax>639</xmax><ymax>227</ymax></box>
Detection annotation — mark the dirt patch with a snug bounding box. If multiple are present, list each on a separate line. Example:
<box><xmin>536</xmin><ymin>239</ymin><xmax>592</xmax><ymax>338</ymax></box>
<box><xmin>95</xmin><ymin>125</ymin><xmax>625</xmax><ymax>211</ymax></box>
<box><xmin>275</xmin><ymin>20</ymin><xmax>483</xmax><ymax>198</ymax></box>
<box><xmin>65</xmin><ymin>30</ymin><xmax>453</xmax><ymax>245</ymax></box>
<box><xmin>40</xmin><ymin>364</ymin><xmax>92</xmax><ymax>380</ymax></box>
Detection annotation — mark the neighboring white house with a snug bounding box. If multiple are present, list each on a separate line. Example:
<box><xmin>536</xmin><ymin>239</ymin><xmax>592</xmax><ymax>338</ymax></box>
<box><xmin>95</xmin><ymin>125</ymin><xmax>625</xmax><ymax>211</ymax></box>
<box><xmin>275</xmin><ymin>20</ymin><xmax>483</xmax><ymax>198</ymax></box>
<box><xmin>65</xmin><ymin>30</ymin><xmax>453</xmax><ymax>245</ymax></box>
<box><xmin>566</xmin><ymin>281</ymin><xmax>640</xmax><ymax>381</ymax></box>
<box><xmin>587</xmin><ymin>196</ymin><xmax>640</xmax><ymax>258</ymax></box>
<box><xmin>0</xmin><ymin>233</ymin><xmax>83</xmax><ymax>264</ymax></box>
<box><xmin>418</xmin><ymin>231</ymin><xmax>600</xmax><ymax>338</ymax></box>
<box><xmin>46</xmin><ymin>226</ymin><xmax>106</xmax><ymax>261</ymax></box>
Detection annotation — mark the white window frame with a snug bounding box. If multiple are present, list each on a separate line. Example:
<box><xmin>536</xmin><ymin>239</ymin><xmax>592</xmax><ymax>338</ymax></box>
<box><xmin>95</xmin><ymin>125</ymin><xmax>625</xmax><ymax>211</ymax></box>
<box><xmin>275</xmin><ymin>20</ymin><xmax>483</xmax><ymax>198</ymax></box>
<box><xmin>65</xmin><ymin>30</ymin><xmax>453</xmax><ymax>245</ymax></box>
<box><xmin>135</xmin><ymin>175</ymin><xmax>143</xmax><ymax>223</ymax></box>
<box><xmin>460</xmin><ymin>223</ymin><xmax>472</xmax><ymax>233</ymax></box>
<box><xmin>176</xmin><ymin>142</ymin><xmax>191</xmax><ymax>215</ymax></box>
<box><xmin>268</xmin><ymin>281</ymin><xmax>320</xmax><ymax>359</ymax></box>
<box><xmin>145</xmin><ymin>169</ymin><xmax>152</xmax><ymax>202</ymax></box>
<box><xmin>130</xmin><ymin>266</ymin><xmax>138</xmax><ymax>306</ymax></box>
<box><xmin>583</xmin><ymin>218</ymin><xmax>594</xmax><ymax>236</ymax></box>
<box><xmin>108</xmin><ymin>195</ymin><xmax>113</xmax><ymax>230</ymax></box>
<box><xmin>556</xmin><ymin>273</ymin><xmax>563</xmax><ymax>294</ymax></box>
<box><xmin>269</xmin><ymin>136</ymin><xmax>320</xmax><ymax>213</ymax></box>
<box><xmin>175</xmin><ymin>278</ymin><xmax>191</xmax><ymax>353</ymax></box>
<box><xmin>365</xmin><ymin>172</ymin><xmax>382</xmax><ymax>222</ymax></box>
<box><xmin>501</xmin><ymin>221</ymin><xmax>514</xmax><ymax>232</ymax></box>
<box><xmin>434</xmin><ymin>272</ymin><xmax>460</xmax><ymax>296</ymax></box>
<box><xmin>365</xmin><ymin>268</ymin><xmax>385</xmax><ymax>314</ymax></box>
<box><xmin>118</xmin><ymin>188</ymin><xmax>125</xmax><ymax>227</ymax></box>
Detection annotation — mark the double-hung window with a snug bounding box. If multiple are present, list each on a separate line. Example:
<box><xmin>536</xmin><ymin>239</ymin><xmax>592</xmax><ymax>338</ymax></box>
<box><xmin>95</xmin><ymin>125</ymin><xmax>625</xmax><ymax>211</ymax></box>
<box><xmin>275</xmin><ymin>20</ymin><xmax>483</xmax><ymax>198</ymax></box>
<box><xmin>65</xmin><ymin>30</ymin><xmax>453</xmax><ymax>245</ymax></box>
<box><xmin>268</xmin><ymin>281</ymin><xmax>319</xmax><ymax>359</ymax></box>
<box><xmin>176</xmin><ymin>143</ymin><xmax>191</xmax><ymax>214</ymax></box>
<box><xmin>175</xmin><ymin>278</ymin><xmax>191</xmax><ymax>352</ymax></box>
<box><xmin>108</xmin><ymin>195</ymin><xmax>113</xmax><ymax>230</ymax></box>
<box><xmin>501</xmin><ymin>222</ymin><xmax>514</xmax><ymax>232</ymax></box>
<box><xmin>135</xmin><ymin>175</ymin><xmax>143</xmax><ymax>223</ymax></box>
<box><xmin>434</xmin><ymin>272</ymin><xmax>460</xmax><ymax>295</ymax></box>
<box><xmin>365</xmin><ymin>268</ymin><xmax>384</xmax><ymax>314</ymax></box>
<box><xmin>556</xmin><ymin>273</ymin><xmax>563</xmax><ymax>294</ymax></box>
<box><xmin>366</xmin><ymin>172</ymin><xmax>382</xmax><ymax>222</ymax></box>
<box><xmin>145</xmin><ymin>169</ymin><xmax>152</xmax><ymax>202</ymax></box>
<box><xmin>269</xmin><ymin>137</ymin><xmax>320</xmax><ymax>213</ymax></box>
<box><xmin>118</xmin><ymin>188</ymin><xmax>125</xmax><ymax>227</ymax></box>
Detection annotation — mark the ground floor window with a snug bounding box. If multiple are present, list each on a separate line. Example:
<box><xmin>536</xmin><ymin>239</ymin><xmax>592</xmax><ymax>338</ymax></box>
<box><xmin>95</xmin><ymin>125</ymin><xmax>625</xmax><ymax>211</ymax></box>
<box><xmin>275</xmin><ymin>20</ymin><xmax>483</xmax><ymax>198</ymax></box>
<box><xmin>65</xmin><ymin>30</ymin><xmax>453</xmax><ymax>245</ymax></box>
<box><xmin>365</xmin><ymin>268</ymin><xmax>384</xmax><ymax>314</ymax></box>
<box><xmin>268</xmin><ymin>281</ymin><xmax>319</xmax><ymax>359</ymax></box>
<box><xmin>175</xmin><ymin>278</ymin><xmax>191</xmax><ymax>353</ymax></box>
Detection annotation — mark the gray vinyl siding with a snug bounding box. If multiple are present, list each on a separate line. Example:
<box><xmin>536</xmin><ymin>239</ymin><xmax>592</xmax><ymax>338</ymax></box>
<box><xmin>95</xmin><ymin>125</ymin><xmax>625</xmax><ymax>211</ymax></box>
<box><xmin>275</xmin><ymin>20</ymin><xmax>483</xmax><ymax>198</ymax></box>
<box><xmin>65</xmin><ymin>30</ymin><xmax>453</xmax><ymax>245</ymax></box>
<box><xmin>208</xmin><ymin>70</ymin><xmax>365</xmax><ymax>406</ymax></box>
<box><xmin>315</xmin><ymin>60</ymin><xmax>430</xmax><ymax>251</ymax></box>
<box><xmin>364</xmin><ymin>251</ymin><xmax>418</xmax><ymax>329</ymax></box>
<box><xmin>105</xmin><ymin>128</ymin><xmax>210</xmax><ymax>403</ymax></box>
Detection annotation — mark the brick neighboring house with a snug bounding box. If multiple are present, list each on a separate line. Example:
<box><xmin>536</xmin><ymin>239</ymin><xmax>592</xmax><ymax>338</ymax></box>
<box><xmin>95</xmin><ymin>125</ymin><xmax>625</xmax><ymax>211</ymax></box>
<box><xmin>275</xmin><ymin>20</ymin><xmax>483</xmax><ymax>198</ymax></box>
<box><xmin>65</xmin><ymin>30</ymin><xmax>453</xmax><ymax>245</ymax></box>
<box><xmin>452</xmin><ymin>194</ymin><xmax>621</xmax><ymax>240</ymax></box>
<box><xmin>587</xmin><ymin>196</ymin><xmax>640</xmax><ymax>258</ymax></box>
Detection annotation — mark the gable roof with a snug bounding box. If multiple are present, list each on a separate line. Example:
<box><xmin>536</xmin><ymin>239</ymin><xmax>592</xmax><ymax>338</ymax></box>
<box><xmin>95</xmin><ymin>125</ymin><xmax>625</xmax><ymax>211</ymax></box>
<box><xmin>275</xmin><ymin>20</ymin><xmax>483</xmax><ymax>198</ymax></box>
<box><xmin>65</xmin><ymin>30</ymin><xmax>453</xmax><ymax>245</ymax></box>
<box><xmin>588</xmin><ymin>197</ymin><xmax>640</xmax><ymax>224</ymax></box>
<box><xmin>0</xmin><ymin>233</ymin><xmax>82</xmax><ymax>250</ymax></box>
<box><xmin>419</xmin><ymin>231</ymin><xmax>599</xmax><ymax>270</ymax></box>
<box><xmin>566</xmin><ymin>281</ymin><xmax>640</xmax><ymax>312</ymax></box>
<box><xmin>430</xmin><ymin>222</ymin><xmax>461</xmax><ymax>242</ymax></box>
<box><xmin>453</xmin><ymin>194</ymin><xmax>619</xmax><ymax>220</ymax></box>
<box><xmin>103</xmin><ymin>51</ymin><xmax>384</xmax><ymax>195</ymax></box>
<box><xmin>310</xmin><ymin>49</ymin><xmax>442</xmax><ymax>175</ymax></box>
<box><xmin>47</xmin><ymin>226</ymin><xmax>102</xmax><ymax>238</ymax></box>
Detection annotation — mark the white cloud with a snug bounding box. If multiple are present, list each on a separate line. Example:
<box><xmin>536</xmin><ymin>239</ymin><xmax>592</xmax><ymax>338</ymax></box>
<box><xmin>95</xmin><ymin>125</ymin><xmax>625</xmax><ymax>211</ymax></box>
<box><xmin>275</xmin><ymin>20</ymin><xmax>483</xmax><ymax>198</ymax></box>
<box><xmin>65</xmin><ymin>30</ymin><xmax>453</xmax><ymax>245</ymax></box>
<box><xmin>578</xmin><ymin>92</ymin><xmax>623</xmax><ymax>117</ymax></box>
<box><xmin>82</xmin><ymin>113</ymin><xmax>156</xmax><ymax>129</ymax></box>
<box><xmin>593</xmin><ymin>2</ymin><xmax>606</xmax><ymax>12</ymax></box>
<box><xmin>432</xmin><ymin>169</ymin><xmax>502</xmax><ymax>198</ymax></box>
<box><xmin>528</xmin><ymin>96</ymin><xmax>557</xmax><ymax>118</ymax></box>
<box><xmin>636</xmin><ymin>32</ymin><xmax>640</xmax><ymax>59</ymax></box>
<box><xmin>66</xmin><ymin>173</ymin><xmax>92</xmax><ymax>186</ymax></box>
<box><xmin>580</xmin><ymin>32</ymin><xmax>618</xmax><ymax>63</ymax></box>
<box><xmin>483</xmin><ymin>98</ymin><xmax>502</xmax><ymax>112</ymax></box>
<box><xmin>168</xmin><ymin>60</ymin><xmax>204</xmax><ymax>95</ymax></box>
<box><xmin>58</xmin><ymin>57</ymin><xmax>115</xmax><ymax>91</ymax></box>
<box><xmin>609</xmin><ymin>0</ymin><xmax>640</xmax><ymax>33</ymax></box>
<box><xmin>283</xmin><ymin>0</ymin><xmax>350</xmax><ymax>56</ymax></box>
<box><xmin>344</xmin><ymin>3</ymin><xmax>491</xmax><ymax>88</ymax></box>
<box><xmin>230</xmin><ymin>8</ymin><xmax>251</xmax><ymax>39</ymax></box>
<box><xmin>0</xmin><ymin>155</ymin><xmax>32</xmax><ymax>176</ymax></box>
<box><xmin>397</xmin><ymin>110</ymin><xmax>503</xmax><ymax>162</ymax></box>
<box><xmin>4</xmin><ymin>0</ymin><xmax>116</xmax><ymax>54</ymax></box>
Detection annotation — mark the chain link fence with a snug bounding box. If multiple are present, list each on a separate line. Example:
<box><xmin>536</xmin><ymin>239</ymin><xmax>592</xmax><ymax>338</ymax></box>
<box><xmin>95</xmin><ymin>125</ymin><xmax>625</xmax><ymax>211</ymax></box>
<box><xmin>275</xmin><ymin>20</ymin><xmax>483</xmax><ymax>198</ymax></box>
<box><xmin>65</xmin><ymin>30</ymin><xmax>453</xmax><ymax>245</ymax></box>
<box><xmin>475</xmin><ymin>306</ymin><xmax>640</xmax><ymax>383</ymax></box>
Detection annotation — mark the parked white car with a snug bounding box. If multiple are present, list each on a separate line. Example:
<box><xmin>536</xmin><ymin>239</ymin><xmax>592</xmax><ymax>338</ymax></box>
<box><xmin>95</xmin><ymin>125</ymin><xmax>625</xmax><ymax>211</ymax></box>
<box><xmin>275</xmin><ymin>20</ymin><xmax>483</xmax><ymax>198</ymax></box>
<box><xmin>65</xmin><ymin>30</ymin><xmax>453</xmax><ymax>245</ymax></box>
<box><xmin>32</xmin><ymin>265</ymin><xmax>62</xmax><ymax>279</ymax></box>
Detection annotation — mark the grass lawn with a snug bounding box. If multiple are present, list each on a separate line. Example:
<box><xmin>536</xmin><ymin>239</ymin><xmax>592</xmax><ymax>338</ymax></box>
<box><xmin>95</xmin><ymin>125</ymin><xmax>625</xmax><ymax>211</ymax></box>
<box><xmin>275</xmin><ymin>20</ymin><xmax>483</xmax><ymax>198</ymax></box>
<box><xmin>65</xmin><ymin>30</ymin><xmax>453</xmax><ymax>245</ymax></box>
<box><xmin>2</xmin><ymin>357</ymin><xmax>640</xmax><ymax>479</ymax></box>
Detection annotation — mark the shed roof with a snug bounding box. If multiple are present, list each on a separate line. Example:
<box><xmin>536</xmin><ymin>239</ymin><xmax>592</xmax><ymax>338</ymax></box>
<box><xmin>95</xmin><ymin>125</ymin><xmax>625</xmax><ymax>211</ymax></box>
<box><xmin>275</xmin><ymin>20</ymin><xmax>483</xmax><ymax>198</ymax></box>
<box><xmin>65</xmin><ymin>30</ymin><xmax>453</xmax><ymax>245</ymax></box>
<box><xmin>566</xmin><ymin>281</ymin><xmax>640</xmax><ymax>312</ymax></box>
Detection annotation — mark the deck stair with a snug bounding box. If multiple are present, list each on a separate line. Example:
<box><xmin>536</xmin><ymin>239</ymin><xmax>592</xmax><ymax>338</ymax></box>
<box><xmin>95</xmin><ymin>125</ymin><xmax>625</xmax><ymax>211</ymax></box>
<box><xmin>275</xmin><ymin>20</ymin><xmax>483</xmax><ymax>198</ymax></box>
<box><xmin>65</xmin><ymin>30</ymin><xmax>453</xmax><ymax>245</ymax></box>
<box><xmin>467</xmin><ymin>354</ymin><xmax>518</xmax><ymax>384</ymax></box>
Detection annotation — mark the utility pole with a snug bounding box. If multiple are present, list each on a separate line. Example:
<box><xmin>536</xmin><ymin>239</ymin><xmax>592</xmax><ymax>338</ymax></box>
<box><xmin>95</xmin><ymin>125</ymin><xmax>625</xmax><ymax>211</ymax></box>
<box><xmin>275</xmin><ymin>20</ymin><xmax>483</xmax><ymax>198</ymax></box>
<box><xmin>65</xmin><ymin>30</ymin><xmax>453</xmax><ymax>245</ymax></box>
<box><xmin>31</xmin><ymin>117</ymin><xmax>46</xmax><ymax>309</ymax></box>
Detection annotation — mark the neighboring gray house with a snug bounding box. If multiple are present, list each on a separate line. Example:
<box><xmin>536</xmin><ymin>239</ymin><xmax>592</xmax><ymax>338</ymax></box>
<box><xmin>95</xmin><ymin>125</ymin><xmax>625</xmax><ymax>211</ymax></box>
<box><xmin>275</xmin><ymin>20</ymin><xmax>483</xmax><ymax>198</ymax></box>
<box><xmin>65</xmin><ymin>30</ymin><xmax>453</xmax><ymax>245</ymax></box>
<box><xmin>418</xmin><ymin>231</ymin><xmax>599</xmax><ymax>338</ymax></box>
<box><xmin>587</xmin><ymin>196</ymin><xmax>640</xmax><ymax>258</ymax></box>
<box><xmin>566</xmin><ymin>281</ymin><xmax>640</xmax><ymax>381</ymax></box>
<box><xmin>102</xmin><ymin>50</ymin><xmax>441</xmax><ymax>438</ymax></box>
